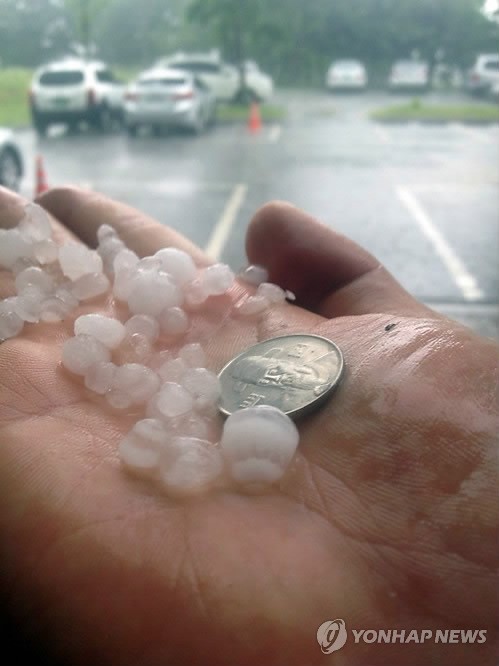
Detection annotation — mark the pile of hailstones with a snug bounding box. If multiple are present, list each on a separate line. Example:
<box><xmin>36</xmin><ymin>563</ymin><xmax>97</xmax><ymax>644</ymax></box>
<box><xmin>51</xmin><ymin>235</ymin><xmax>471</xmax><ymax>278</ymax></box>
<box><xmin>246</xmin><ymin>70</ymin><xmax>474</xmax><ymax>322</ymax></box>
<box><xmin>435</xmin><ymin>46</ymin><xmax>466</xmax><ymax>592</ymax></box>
<box><xmin>0</xmin><ymin>203</ymin><xmax>300</xmax><ymax>496</ymax></box>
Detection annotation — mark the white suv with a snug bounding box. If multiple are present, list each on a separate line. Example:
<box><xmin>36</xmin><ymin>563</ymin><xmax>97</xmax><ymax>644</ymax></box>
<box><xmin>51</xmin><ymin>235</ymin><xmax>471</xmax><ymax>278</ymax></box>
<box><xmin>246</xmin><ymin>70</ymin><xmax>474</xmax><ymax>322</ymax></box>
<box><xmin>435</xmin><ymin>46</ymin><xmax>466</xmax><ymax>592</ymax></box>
<box><xmin>466</xmin><ymin>54</ymin><xmax>499</xmax><ymax>97</ymax></box>
<box><xmin>30</xmin><ymin>58</ymin><xmax>125</xmax><ymax>134</ymax></box>
<box><xmin>156</xmin><ymin>51</ymin><xmax>273</xmax><ymax>102</ymax></box>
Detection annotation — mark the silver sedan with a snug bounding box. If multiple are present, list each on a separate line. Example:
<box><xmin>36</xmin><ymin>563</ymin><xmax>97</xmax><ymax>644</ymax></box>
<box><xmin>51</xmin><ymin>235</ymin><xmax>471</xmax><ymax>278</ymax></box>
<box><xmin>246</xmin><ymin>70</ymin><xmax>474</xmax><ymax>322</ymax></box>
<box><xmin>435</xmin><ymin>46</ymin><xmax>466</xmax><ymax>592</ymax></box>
<box><xmin>124</xmin><ymin>67</ymin><xmax>217</xmax><ymax>136</ymax></box>
<box><xmin>0</xmin><ymin>128</ymin><xmax>23</xmax><ymax>191</ymax></box>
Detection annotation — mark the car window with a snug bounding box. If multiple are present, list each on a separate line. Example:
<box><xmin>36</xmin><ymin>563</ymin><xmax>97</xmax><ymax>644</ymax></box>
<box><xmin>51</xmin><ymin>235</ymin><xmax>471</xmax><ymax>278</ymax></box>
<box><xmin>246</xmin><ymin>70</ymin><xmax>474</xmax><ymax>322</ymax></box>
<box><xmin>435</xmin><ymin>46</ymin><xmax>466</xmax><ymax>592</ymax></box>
<box><xmin>38</xmin><ymin>70</ymin><xmax>84</xmax><ymax>86</ymax></box>
<box><xmin>96</xmin><ymin>69</ymin><xmax>117</xmax><ymax>83</ymax></box>
<box><xmin>194</xmin><ymin>77</ymin><xmax>209</xmax><ymax>91</ymax></box>
<box><xmin>170</xmin><ymin>62</ymin><xmax>220</xmax><ymax>74</ymax></box>
<box><xmin>138</xmin><ymin>77</ymin><xmax>188</xmax><ymax>86</ymax></box>
<box><xmin>484</xmin><ymin>60</ymin><xmax>499</xmax><ymax>71</ymax></box>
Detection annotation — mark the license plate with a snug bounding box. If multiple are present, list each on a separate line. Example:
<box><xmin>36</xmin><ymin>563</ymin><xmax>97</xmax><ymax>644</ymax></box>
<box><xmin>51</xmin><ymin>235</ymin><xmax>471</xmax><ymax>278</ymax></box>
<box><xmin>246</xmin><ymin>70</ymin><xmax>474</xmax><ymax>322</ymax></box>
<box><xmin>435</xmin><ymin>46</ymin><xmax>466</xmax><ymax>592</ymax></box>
<box><xmin>144</xmin><ymin>94</ymin><xmax>168</xmax><ymax>102</ymax></box>
<box><xmin>52</xmin><ymin>97</ymin><xmax>69</xmax><ymax>107</ymax></box>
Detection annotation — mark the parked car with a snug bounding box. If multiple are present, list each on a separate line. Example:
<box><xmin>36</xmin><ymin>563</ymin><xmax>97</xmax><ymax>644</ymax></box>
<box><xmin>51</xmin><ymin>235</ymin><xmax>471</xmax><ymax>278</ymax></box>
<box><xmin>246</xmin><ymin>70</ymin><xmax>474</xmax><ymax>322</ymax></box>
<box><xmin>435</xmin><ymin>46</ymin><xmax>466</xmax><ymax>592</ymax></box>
<box><xmin>466</xmin><ymin>54</ymin><xmax>499</xmax><ymax>98</ymax></box>
<box><xmin>156</xmin><ymin>51</ymin><xmax>273</xmax><ymax>102</ymax></box>
<box><xmin>124</xmin><ymin>67</ymin><xmax>217</xmax><ymax>136</ymax></box>
<box><xmin>29</xmin><ymin>58</ymin><xmax>125</xmax><ymax>135</ymax></box>
<box><xmin>325</xmin><ymin>60</ymin><xmax>368</xmax><ymax>91</ymax></box>
<box><xmin>388</xmin><ymin>60</ymin><xmax>430</xmax><ymax>92</ymax></box>
<box><xmin>0</xmin><ymin>128</ymin><xmax>23</xmax><ymax>191</ymax></box>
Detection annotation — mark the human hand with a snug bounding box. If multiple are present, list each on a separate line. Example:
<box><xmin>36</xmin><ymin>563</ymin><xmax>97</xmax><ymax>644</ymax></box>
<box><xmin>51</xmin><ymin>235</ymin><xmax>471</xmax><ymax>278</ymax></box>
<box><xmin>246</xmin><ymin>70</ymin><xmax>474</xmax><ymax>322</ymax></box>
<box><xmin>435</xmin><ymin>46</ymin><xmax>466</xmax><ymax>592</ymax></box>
<box><xmin>0</xmin><ymin>187</ymin><xmax>497</xmax><ymax>665</ymax></box>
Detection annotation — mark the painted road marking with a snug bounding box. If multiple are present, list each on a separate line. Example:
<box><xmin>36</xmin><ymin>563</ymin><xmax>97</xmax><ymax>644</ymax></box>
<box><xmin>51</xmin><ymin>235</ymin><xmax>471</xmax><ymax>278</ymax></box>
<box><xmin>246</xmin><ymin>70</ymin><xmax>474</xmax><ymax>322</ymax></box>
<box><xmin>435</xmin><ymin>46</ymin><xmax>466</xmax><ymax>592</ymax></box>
<box><xmin>268</xmin><ymin>124</ymin><xmax>282</xmax><ymax>142</ymax></box>
<box><xmin>396</xmin><ymin>185</ymin><xmax>484</xmax><ymax>301</ymax></box>
<box><xmin>205</xmin><ymin>183</ymin><xmax>248</xmax><ymax>260</ymax></box>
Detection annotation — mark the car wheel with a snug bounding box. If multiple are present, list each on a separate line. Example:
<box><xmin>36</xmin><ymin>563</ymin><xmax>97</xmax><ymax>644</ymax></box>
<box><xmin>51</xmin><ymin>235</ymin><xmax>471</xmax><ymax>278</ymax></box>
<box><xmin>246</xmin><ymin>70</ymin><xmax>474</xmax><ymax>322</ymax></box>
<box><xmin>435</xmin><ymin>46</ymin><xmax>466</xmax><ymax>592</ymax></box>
<box><xmin>0</xmin><ymin>148</ymin><xmax>21</xmax><ymax>191</ymax></box>
<box><xmin>33</xmin><ymin>118</ymin><xmax>48</xmax><ymax>136</ymax></box>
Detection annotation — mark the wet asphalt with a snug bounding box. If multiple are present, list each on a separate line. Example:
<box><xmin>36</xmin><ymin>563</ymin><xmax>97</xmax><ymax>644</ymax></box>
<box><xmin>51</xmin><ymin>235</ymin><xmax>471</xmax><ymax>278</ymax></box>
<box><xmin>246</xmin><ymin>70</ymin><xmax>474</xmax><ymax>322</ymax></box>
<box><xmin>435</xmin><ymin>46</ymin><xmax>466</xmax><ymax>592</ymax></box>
<box><xmin>15</xmin><ymin>89</ymin><xmax>499</xmax><ymax>339</ymax></box>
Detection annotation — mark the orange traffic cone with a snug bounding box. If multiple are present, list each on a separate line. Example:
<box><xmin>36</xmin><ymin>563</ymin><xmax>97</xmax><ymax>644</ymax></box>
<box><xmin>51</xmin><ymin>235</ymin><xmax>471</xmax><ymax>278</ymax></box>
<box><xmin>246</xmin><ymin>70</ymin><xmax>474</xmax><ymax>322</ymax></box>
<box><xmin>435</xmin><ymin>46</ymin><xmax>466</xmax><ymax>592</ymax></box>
<box><xmin>35</xmin><ymin>155</ymin><xmax>49</xmax><ymax>197</ymax></box>
<box><xmin>248</xmin><ymin>102</ymin><xmax>262</xmax><ymax>134</ymax></box>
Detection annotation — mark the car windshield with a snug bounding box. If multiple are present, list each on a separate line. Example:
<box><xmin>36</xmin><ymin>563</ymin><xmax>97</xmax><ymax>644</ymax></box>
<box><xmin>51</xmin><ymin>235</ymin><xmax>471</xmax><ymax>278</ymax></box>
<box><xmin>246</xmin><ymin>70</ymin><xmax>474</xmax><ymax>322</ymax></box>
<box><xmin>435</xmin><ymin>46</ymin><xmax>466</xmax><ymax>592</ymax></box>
<box><xmin>138</xmin><ymin>77</ymin><xmax>188</xmax><ymax>86</ymax></box>
<box><xmin>168</xmin><ymin>62</ymin><xmax>220</xmax><ymax>74</ymax></box>
<box><xmin>38</xmin><ymin>70</ymin><xmax>84</xmax><ymax>85</ymax></box>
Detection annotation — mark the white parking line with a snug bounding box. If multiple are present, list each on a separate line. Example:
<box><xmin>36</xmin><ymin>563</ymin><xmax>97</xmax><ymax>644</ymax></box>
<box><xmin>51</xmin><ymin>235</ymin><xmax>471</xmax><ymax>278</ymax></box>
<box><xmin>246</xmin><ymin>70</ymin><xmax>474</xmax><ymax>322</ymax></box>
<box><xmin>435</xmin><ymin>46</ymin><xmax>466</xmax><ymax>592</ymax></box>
<box><xmin>396</xmin><ymin>186</ymin><xmax>484</xmax><ymax>301</ymax></box>
<box><xmin>205</xmin><ymin>183</ymin><xmax>248</xmax><ymax>260</ymax></box>
<box><xmin>268</xmin><ymin>124</ymin><xmax>282</xmax><ymax>143</ymax></box>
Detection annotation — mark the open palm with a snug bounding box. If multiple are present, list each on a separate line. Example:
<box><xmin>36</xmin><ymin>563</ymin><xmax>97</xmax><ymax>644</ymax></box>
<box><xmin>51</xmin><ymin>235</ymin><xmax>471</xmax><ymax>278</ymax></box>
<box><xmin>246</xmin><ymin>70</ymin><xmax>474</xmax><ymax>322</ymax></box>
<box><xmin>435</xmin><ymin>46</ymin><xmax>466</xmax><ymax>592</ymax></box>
<box><xmin>0</xmin><ymin>187</ymin><xmax>497</xmax><ymax>666</ymax></box>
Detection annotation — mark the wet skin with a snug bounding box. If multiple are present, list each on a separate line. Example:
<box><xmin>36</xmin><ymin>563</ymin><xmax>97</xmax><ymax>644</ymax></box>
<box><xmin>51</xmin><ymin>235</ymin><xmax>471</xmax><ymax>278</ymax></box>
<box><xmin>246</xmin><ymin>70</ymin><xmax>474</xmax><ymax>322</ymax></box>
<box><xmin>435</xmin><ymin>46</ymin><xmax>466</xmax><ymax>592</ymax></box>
<box><xmin>0</xmin><ymin>186</ymin><xmax>497</xmax><ymax>665</ymax></box>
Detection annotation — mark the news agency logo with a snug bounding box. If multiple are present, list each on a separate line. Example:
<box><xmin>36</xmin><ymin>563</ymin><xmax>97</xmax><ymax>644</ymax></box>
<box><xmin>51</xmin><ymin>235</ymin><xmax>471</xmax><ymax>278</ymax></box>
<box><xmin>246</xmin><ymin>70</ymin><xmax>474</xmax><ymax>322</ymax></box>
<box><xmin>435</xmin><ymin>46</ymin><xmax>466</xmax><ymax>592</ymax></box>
<box><xmin>317</xmin><ymin>620</ymin><xmax>487</xmax><ymax>653</ymax></box>
<box><xmin>317</xmin><ymin>619</ymin><xmax>348</xmax><ymax>654</ymax></box>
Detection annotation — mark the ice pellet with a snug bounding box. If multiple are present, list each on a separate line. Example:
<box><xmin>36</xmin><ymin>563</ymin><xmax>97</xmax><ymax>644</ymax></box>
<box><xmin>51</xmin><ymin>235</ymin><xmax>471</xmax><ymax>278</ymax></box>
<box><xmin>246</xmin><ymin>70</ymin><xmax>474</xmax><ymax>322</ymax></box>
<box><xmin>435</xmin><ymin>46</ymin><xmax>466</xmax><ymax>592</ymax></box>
<box><xmin>96</xmin><ymin>224</ymin><xmax>117</xmax><ymax>243</ymax></box>
<box><xmin>238</xmin><ymin>264</ymin><xmax>269</xmax><ymax>286</ymax></box>
<box><xmin>182</xmin><ymin>368</ymin><xmax>220</xmax><ymax>403</ymax></box>
<box><xmin>15</xmin><ymin>267</ymin><xmax>55</xmax><ymax>294</ymax></box>
<box><xmin>257</xmin><ymin>282</ymin><xmax>286</xmax><ymax>304</ymax></box>
<box><xmin>124</xmin><ymin>314</ymin><xmax>160</xmax><ymax>342</ymax></box>
<box><xmin>0</xmin><ymin>229</ymin><xmax>31</xmax><ymax>269</ymax></box>
<box><xmin>0</xmin><ymin>298</ymin><xmax>24</xmax><ymax>341</ymax></box>
<box><xmin>157</xmin><ymin>382</ymin><xmax>194</xmax><ymax>418</ymax></box>
<box><xmin>55</xmin><ymin>284</ymin><xmax>79</xmax><ymax>310</ymax></box>
<box><xmin>112</xmin><ymin>248</ymin><xmax>139</xmax><ymax>301</ymax></box>
<box><xmin>74</xmin><ymin>314</ymin><xmax>126</xmax><ymax>350</ymax></box>
<box><xmin>39</xmin><ymin>297</ymin><xmax>70</xmax><ymax>323</ymax></box>
<box><xmin>117</xmin><ymin>332</ymin><xmax>153</xmax><ymax>364</ymax></box>
<box><xmin>159</xmin><ymin>306</ymin><xmax>189</xmax><ymax>337</ymax></box>
<box><xmin>235</xmin><ymin>295</ymin><xmax>269</xmax><ymax>316</ymax></box>
<box><xmin>62</xmin><ymin>334</ymin><xmax>111</xmax><ymax>376</ymax></box>
<box><xmin>33</xmin><ymin>238</ymin><xmax>58</xmax><ymax>264</ymax></box>
<box><xmin>154</xmin><ymin>247</ymin><xmax>197</xmax><ymax>285</ymax></box>
<box><xmin>159</xmin><ymin>438</ymin><xmax>223</xmax><ymax>495</ymax></box>
<box><xmin>58</xmin><ymin>244</ymin><xmax>103</xmax><ymax>281</ymax></box>
<box><xmin>18</xmin><ymin>203</ymin><xmax>52</xmax><ymax>242</ymax></box>
<box><xmin>113</xmin><ymin>363</ymin><xmax>160</xmax><ymax>404</ymax></box>
<box><xmin>71</xmin><ymin>272</ymin><xmax>110</xmax><ymax>300</ymax></box>
<box><xmin>14</xmin><ymin>286</ymin><xmax>45</xmax><ymax>323</ymax></box>
<box><xmin>107</xmin><ymin>389</ymin><xmax>132</xmax><ymax>410</ymax></box>
<box><xmin>201</xmin><ymin>263</ymin><xmax>235</xmax><ymax>296</ymax></box>
<box><xmin>179</xmin><ymin>342</ymin><xmax>206</xmax><ymax>368</ymax></box>
<box><xmin>183</xmin><ymin>278</ymin><xmax>208</xmax><ymax>308</ymax></box>
<box><xmin>158</xmin><ymin>357</ymin><xmax>187</xmax><ymax>383</ymax></box>
<box><xmin>119</xmin><ymin>418</ymin><xmax>167</xmax><ymax>474</ymax></box>
<box><xmin>84</xmin><ymin>361</ymin><xmax>116</xmax><ymax>394</ymax></box>
<box><xmin>98</xmin><ymin>235</ymin><xmax>125</xmax><ymax>274</ymax></box>
<box><xmin>127</xmin><ymin>270</ymin><xmax>181</xmax><ymax>316</ymax></box>
<box><xmin>220</xmin><ymin>406</ymin><xmax>299</xmax><ymax>486</ymax></box>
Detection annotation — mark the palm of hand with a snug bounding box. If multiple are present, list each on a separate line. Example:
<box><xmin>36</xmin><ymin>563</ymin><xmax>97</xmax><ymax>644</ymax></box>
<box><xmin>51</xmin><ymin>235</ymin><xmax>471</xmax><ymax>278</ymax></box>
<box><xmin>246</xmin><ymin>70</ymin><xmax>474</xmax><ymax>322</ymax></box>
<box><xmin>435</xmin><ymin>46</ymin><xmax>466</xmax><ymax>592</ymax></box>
<box><xmin>0</xmin><ymin>189</ymin><xmax>497</xmax><ymax>666</ymax></box>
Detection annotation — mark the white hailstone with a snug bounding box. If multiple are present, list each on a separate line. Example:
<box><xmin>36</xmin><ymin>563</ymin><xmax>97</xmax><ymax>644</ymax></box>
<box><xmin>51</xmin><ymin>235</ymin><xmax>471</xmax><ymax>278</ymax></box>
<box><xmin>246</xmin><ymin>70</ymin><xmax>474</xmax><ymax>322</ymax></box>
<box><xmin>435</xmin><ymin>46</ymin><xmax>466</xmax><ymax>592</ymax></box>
<box><xmin>159</xmin><ymin>306</ymin><xmax>189</xmax><ymax>337</ymax></box>
<box><xmin>74</xmin><ymin>314</ymin><xmax>126</xmax><ymax>350</ymax></box>
<box><xmin>179</xmin><ymin>414</ymin><xmax>211</xmax><ymax>440</ymax></box>
<box><xmin>238</xmin><ymin>264</ymin><xmax>269</xmax><ymax>286</ymax></box>
<box><xmin>98</xmin><ymin>235</ymin><xmax>125</xmax><ymax>274</ymax></box>
<box><xmin>256</xmin><ymin>282</ymin><xmax>286</xmax><ymax>304</ymax></box>
<box><xmin>112</xmin><ymin>248</ymin><xmax>139</xmax><ymax>301</ymax></box>
<box><xmin>15</xmin><ymin>267</ymin><xmax>55</xmax><ymax>295</ymax></box>
<box><xmin>159</xmin><ymin>438</ymin><xmax>223</xmax><ymax>495</ymax></box>
<box><xmin>158</xmin><ymin>357</ymin><xmax>187</xmax><ymax>383</ymax></box>
<box><xmin>183</xmin><ymin>278</ymin><xmax>208</xmax><ymax>308</ymax></box>
<box><xmin>113</xmin><ymin>363</ymin><xmax>160</xmax><ymax>405</ymax></box>
<box><xmin>220</xmin><ymin>405</ymin><xmax>299</xmax><ymax>486</ymax></box>
<box><xmin>107</xmin><ymin>389</ymin><xmax>132</xmax><ymax>410</ymax></box>
<box><xmin>0</xmin><ymin>229</ymin><xmax>32</xmax><ymax>269</ymax></box>
<box><xmin>285</xmin><ymin>290</ymin><xmax>296</xmax><ymax>302</ymax></box>
<box><xmin>58</xmin><ymin>243</ymin><xmax>103</xmax><ymax>281</ymax></box>
<box><xmin>0</xmin><ymin>298</ymin><xmax>24</xmax><ymax>341</ymax></box>
<box><xmin>62</xmin><ymin>334</ymin><xmax>111</xmax><ymax>376</ymax></box>
<box><xmin>39</xmin><ymin>296</ymin><xmax>70</xmax><ymax>323</ymax></box>
<box><xmin>117</xmin><ymin>332</ymin><xmax>153</xmax><ymax>365</ymax></box>
<box><xmin>200</xmin><ymin>263</ymin><xmax>235</xmax><ymax>296</ymax></box>
<box><xmin>124</xmin><ymin>314</ymin><xmax>160</xmax><ymax>342</ymax></box>
<box><xmin>145</xmin><ymin>392</ymin><xmax>162</xmax><ymax>420</ymax></box>
<box><xmin>96</xmin><ymin>224</ymin><xmax>117</xmax><ymax>243</ymax></box>
<box><xmin>127</xmin><ymin>270</ymin><xmax>181</xmax><ymax>316</ymax></box>
<box><xmin>157</xmin><ymin>382</ymin><xmax>194</xmax><ymax>419</ymax></box>
<box><xmin>13</xmin><ymin>285</ymin><xmax>45</xmax><ymax>323</ymax></box>
<box><xmin>55</xmin><ymin>284</ymin><xmax>79</xmax><ymax>311</ymax></box>
<box><xmin>11</xmin><ymin>256</ymin><xmax>38</xmax><ymax>276</ymax></box>
<box><xmin>18</xmin><ymin>203</ymin><xmax>52</xmax><ymax>242</ymax></box>
<box><xmin>137</xmin><ymin>256</ymin><xmax>162</xmax><ymax>272</ymax></box>
<box><xmin>119</xmin><ymin>418</ymin><xmax>167</xmax><ymax>474</ymax></box>
<box><xmin>33</xmin><ymin>238</ymin><xmax>58</xmax><ymax>264</ymax></box>
<box><xmin>84</xmin><ymin>361</ymin><xmax>116</xmax><ymax>394</ymax></box>
<box><xmin>71</xmin><ymin>272</ymin><xmax>110</xmax><ymax>300</ymax></box>
<box><xmin>179</xmin><ymin>342</ymin><xmax>206</xmax><ymax>368</ymax></box>
<box><xmin>235</xmin><ymin>295</ymin><xmax>269</xmax><ymax>316</ymax></box>
<box><xmin>182</xmin><ymin>368</ymin><xmax>220</xmax><ymax>404</ymax></box>
<box><xmin>154</xmin><ymin>247</ymin><xmax>197</xmax><ymax>286</ymax></box>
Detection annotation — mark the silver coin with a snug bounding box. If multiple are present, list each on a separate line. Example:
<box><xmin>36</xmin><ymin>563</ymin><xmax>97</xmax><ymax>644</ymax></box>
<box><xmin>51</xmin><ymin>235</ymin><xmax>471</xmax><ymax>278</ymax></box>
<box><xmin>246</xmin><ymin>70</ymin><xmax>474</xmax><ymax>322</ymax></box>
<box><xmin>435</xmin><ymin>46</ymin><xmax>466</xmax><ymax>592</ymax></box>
<box><xmin>218</xmin><ymin>334</ymin><xmax>344</xmax><ymax>419</ymax></box>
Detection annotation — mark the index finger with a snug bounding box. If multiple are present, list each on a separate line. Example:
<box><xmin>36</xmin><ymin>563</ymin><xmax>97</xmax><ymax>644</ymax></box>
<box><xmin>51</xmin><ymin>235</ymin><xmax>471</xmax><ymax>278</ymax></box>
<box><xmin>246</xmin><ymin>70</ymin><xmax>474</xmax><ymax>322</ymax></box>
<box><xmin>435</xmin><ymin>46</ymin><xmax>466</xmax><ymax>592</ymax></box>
<box><xmin>37</xmin><ymin>187</ymin><xmax>211</xmax><ymax>266</ymax></box>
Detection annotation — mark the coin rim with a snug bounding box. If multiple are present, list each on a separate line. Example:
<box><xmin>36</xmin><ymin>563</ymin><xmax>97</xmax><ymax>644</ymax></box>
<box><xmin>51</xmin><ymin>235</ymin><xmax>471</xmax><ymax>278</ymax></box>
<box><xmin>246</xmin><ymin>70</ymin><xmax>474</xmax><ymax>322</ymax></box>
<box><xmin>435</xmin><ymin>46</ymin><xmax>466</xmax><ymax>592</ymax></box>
<box><xmin>217</xmin><ymin>333</ymin><xmax>344</xmax><ymax>419</ymax></box>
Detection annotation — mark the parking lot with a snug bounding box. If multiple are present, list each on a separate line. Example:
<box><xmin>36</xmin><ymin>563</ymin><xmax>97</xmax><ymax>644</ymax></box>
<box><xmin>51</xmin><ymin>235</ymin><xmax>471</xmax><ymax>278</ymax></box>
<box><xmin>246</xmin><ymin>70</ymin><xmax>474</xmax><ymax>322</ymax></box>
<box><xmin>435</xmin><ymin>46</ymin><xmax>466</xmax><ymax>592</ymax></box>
<box><xmin>15</xmin><ymin>89</ymin><xmax>499</xmax><ymax>339</ymax></box>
